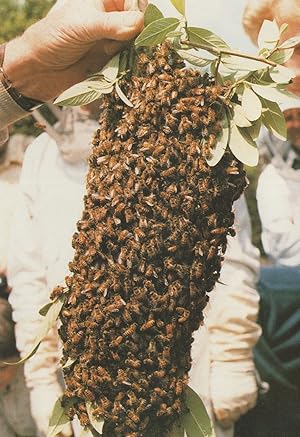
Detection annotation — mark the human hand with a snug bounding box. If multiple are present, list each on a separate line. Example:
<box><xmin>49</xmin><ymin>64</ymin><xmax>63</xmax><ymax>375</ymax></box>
<box><xmin>4</xmin><ymin>0</ymin><xmax>146</xmax><ymax>102</ymax></box>
<box><xmin>210</xmin><ymin>360</ymin><xmax>258</xmax><ymax>428</ymax></box>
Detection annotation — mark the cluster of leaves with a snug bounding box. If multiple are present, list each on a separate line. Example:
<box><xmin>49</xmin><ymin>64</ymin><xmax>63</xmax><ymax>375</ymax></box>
<box><xmin>56</xmin><ymin>0</ymin><xmax>300</xmax><ymax>168</ymax></box>
<box><xmin>47</xmin><ymin>386</ymin><xmax>213</xmax><ymax>437</ymax></box>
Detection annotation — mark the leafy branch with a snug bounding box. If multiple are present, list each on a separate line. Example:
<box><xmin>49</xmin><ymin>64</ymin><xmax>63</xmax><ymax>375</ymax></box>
<box><xmin>54</xmin><ymin>0</ymin><xmax>300</xmax><ymax>168</ymax></box>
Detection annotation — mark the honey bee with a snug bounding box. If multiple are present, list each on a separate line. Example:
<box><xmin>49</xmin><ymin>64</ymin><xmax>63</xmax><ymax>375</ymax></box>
<box><xmin>122</xmin><ymin>309</ymin><xmax>133</xmax><ymax>324</ymax></box>
<box><xmin>175</xmin><ymin>380</ymin><xmax>184</xmax><ymax>395</ymax></box>
<box><xmin>134</xmin><ymin>227</ymin><xmax>145</xmax><ymax>241</ymax></box>
<box><xmin>176</xmin><ymin>307</ymin><xmax>190</xmax><ymax>323</ymax></box>
<box><xmin>84</xmin><ymin>389</ymin><xmax>95</xmax><ymax>402</ymax></box>
<box><xmin>211</xmin><ymin>227</ymin><xmax>227</xmax><ymax>236</ymax></box>
<box><xmin>78</xmin><ymin>412</ymin><xmax>89</xmax><ymax>427</ymax></box>
<box><xmin>125</xmin><ymin>418</ymin><xmax>138</xmax><ymax>430</ymax></box>
<box><xmin>156</xmin><ymin>403</ymin><xmax>171</xmax><ymax>417</ymax></box>
<box><xmin>164</xmin><ymin>257</ymin><xmax>176</xmax><ymax>270</ymax></box>
<box><xmin>161</xmin><ymin>167</ymin><xmax>176</xmax><ymax>178</ymax></box>
<box><xmin>62</xmin><ymin>308</ymin><xmax>72</xmax><ymax>318</ymax></box>
<box><xmin>141</xmin><ymin>319</ymin><xmax>155</xmax><ymax>331</ymax></box>
<box><xmin>126</xmin><ymin>391</ymin><xmax>137</xmax><ymax>407</ymax></box>
<box><xmin>154</xmin><ymin>387</ymin><xmax>167</xmax><ymax>397</ymax></box>
<box><xmin>115</xmin><ymin>202</ymin><xmax>126</xmax><ymax>215</ymax></box>
<box><xmin>123</xmin><ymin>323</ymin><xmax>137</xmax><ymax>337</ymax></box>
<box><xmin>207</xmin><ymin>245</ymin><xmax>217</xmax><ymax>260</ymax></box>
<box><xmin>72</xmin><ymin>331</ymin><xmax>84</xmax><ymax>344</ymax></box>
<box><xmin>109</xmin><ymin>336</ymin><xmax>123</xmax><ymax>348</ymax></box>
<box><xmin>143</xmin><ymin>357</ymin><xmax>154</xmax><ymax>367</ymax></box>
<box><xmin>153</xmin><ymin>369</ymin><xmax>166</xmax><ymax>378</ymax></box>
<box><xmin>125</xmin><ymin>356</ymin><xmax>142</xmax><ymax>369</ymax></box>
<box><xmin>118</xmin><ymin>229</ymin><xmax>130</xmax><ymax>242</ymax></box>
<box><xmin>124</xmin><ymin>208</ymin><xmax>134</xmax><ymax>223</ymax></box>
<box><xmin>172</xmin><ymin>399</ymin><xmax>182</xmax><ymax>413</ymax></box>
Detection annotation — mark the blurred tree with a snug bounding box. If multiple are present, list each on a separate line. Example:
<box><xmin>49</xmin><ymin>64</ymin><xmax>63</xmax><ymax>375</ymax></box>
<box><xmin>0</xmin><ymin>0</ymin><xmax>55</xmax><ymax>43</ymax></box>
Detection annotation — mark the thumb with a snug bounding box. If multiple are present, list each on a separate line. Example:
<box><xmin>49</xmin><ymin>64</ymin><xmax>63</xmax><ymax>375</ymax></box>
<box><xmin>88</xmin><ymin>10</ymin><xmax>144</xmax><ymax>41</ymax></box>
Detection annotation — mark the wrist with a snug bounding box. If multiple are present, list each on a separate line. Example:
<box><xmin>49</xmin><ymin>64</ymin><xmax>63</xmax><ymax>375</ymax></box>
<box><xmin>4</xmin><ymin>38</ymin><xmax>47</xmax><ymax>102</ymax></box>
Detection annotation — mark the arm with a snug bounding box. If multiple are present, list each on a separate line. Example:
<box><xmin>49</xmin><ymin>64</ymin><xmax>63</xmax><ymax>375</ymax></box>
<box><xmin>0</xmin><ymin>0</ymin><xmax>146</xmax><ymax>139</ymax></box>
<box><xmin>256</xmin><ymin>165</ymin><xmax>300</xmax><ymax>265</ymax></box>
<box><xmin>208</xmin><ymin>195</ymin><xmax>261</xmax><ymax>427</ymax></box>
<box><xmin>7</xmin><ymin>138</ymin><xmax>71</xmax><ymax>437</ymax></box>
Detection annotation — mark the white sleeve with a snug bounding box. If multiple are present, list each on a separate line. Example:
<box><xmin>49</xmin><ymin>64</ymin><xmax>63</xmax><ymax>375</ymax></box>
<box><xmin>7</xmin><ymin>136</ymin><xmax>61</xmax><ymax>389</ymax></box>
<box><xmin>256</xmin><ymin>165</ymin><xmax>300</xmax><ymax>264</ymax></box>
<box><xmin>207</xmin><ymin>195</ymin><xmax>261</xmax><ymax>361</ymax></box>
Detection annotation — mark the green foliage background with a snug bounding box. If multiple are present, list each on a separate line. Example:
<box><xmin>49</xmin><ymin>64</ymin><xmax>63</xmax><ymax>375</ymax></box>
<box><xmin>0</xmin><ymin>0</ymin><xmax>55</xmax><ymax>136</ymax></box>
<box><xmin>0</xmin><ymin>0</ymin><xmax>55</xmax><ymax>43</ymax></box>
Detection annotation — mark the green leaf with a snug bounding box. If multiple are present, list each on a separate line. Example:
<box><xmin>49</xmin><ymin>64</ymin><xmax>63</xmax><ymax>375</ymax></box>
<box><xmin>100</xmin><ymin>53</ymin><xmax>120</xmax><ymax>82</ymax></box>
<box><xmin>86</xmin><ymin>402</ymin><xmax>105</xmax><ymax>434</ymax></box>
<box><xmin>269</xmin><ymin>47</ymin><xmax>294</xmax><ymax>64</ymax></box>
<box><xmin>260</xmin><ymin>97</ymin><xmax>287</xmax><ymax>141</ymax></box>
<box><xmin>250</xmin><ymin>69</ymin><xmax>274</xmax><ymax>85</ymax></box>
<box><xmin>47</xmin><ymin>397</ymin><xmax>71</xmax><ymax>437</ymax></box>
<box><xmin>115</xmin><ymin>82</ymin><xmax>134</xmax><ymax>107</ymax></box>
<box><xmin>246</xmin><ymin>117</ymin><xmax>262</xmax><ymax>141</ymax></box>
<box><xmin>242</xmin><ymin>87</ymin><xmax>262</xmax><ymax>121</ymax></box>
<box><xmin>39</xmin><ymin>301</ymin><xmax>54</xmax><ymax>317</ymax></box>
<box><xmin>279</xmin><ymin>36</ymin><xmax>300</xmax><ymax>49</ymax></box>
<box><xmin>54</xmin><ymin>82</ymin><xmax>104</xmax><ymax>107</ymax></box>
<box><xmin>167</xmin><ymin>30</ymin><xmax>184</xmax><ymax>39</ymax></box>
<box><xmin>269</xmin><ymin>65</ymin><xmax>295</xmax><ymax>84</ymax></box>
<box><xmin>135</xmin><ymin>17</ymin><xmax>180</xmax><ymax>47</ymax></box>
<box><xmin>233</xmin><ymin>104</ymin><xmax>252</xmax><ymax>127</ymax></box>
<box><xmin>170</xmin><ymin>0</ymin><xmax>185</xmax><ymax>15</ymax></box>
<box><xmin>118</xmin><ymin>51</ymin><xmax>129</xmax><ymax>75</ymax></box>
<box><xmin>187</xmin><ymin>27</ymin><xmax>229</xmax><ymax>50</ymax></box>
<box><xmin>251</xmin><ymin>83</ymin><xmax>287</xmax><ymax>102</ymax></box>
<box><xmin>7</xmin><ymin>297</ymin><xmax>64</xmax><ymax>365</ymax></box>
<box><xmin>170</xmin><ymin>419</ymin><xmax>185</xmax><ymax>437</ymax></box>
<box><xmin>176</xmin><ymin>50</ymin><xmax>212</xmax><ymax>67</ymax></box>
<box><xmin>222</xmin><ymin>56</ymin><xmax>269</xmax><ymax>72</ymax></box>
<box><xmin>279</xmin><ymin>23</ymin><xmax>289</xmax><ymax>37</ymax></box>
<box><xmin>183</xmin><ymin>386</ymin><xmax>213</xmax><ymax>437</ymax></box>
<box><xmin>206</xmin><ymin>116</ymin><xmax>229</xmax><ymax>166</ymax></box>
<box><xmin>78</xmin><ymin>428</ymin><xmax>92</xmax><ymax>437</ymax></box>
<box><xmin>144</xmin><ymin>3</ymin><xmax>164</xmax><ymax>27</ymax></box>
<box><xmin>229</xmin><ymin>122</ymin><xmax>259</xmax><ymax>167</ymax></box>
<box><xmin>258</xmin><ymin>20</ymin><xmax>280</xmax><ymax>49</ymax></box>
<box><xmin>62</xmin><ymin>357</ymin><xmax>77</xmax><ymax>369</ymax></box>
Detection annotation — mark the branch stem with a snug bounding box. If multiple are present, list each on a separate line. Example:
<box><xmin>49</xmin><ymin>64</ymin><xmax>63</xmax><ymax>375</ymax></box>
<box><xmin>182</xmin><ymin>40</ymin><xmax>277</xmax><ymax>67</ymax></box>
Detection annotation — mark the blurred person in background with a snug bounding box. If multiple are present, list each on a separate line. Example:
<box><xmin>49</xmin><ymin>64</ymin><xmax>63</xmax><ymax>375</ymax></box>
<box><xmin>256</xmin><ymin>98</ymin><xmax>300</xmax><ymax>266</ymax></box>
<box><xmin>235</xmin><ymin>98</ymin><xmax>300</xmax><ymax>437</ymax></box>
<box><xmin>0</xmin><ymin>275</ymin><xmax>37</xmax><ymax>437</ymax></box>
<box><xmin>7</xmin><ymin>104</ymin><xmax>99</xmax><ymax>437</ymax></box>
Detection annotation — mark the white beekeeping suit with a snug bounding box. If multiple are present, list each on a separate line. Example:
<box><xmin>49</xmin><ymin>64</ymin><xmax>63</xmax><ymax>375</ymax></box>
<box><xmin>0</xmin><ymin>134</ymin><xmax>33</xmax><ymax>271</ymax></box>
<box><xmin>256</xmin><ymin>99</ymin><xmax>300</xmax><ymax>266</ymax></box>
<box><xmin>8</xmin><ymin>109</ymin><xmax>98</xmax><ymax>437</ymax></box>
<box><xmin>151</xmin><ymin>1</ymin><xmax>262</xmax><ymax>435</ymax></box>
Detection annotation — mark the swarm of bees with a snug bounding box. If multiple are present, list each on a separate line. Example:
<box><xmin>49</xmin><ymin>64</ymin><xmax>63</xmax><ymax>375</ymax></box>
<box><xmin>52</xmin><ymin>44</ymin><xmax>247</xmax><ymax>436</ymax></box>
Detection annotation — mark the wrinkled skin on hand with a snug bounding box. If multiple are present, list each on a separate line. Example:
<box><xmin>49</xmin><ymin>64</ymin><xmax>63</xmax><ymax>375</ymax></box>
<box><xmin>4</xmin><ymin>0</ymin><xmax>147</xmax><ymax>101</ymax></box>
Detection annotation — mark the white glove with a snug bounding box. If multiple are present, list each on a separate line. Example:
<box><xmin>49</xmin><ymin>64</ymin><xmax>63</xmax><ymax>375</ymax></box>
<box><xmin>29</xmin><ymin>385</ymin><xmax>73</xmax><ymax>437</ymax></box>
<box><xmin>210</xmin><ymin>360</ymin><xmax>258</xmax><ymax>428</ymax></box>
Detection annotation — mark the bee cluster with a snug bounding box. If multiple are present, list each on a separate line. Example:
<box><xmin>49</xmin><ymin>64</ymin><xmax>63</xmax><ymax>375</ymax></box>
<box><xmin>53</xmin><ymin>44</ymin><xmax>247</xmax><ymax>436</ymax></box>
